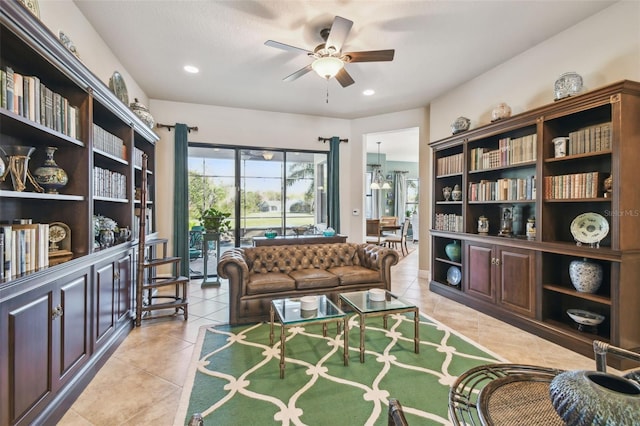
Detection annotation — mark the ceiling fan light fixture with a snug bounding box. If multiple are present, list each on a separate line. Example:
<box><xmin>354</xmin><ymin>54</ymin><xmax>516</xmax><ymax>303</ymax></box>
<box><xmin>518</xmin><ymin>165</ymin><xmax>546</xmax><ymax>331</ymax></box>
<box><xmin>311</xmin><ymin>56</ymin><xmax>344</xmax><ymax>79</ymax></box>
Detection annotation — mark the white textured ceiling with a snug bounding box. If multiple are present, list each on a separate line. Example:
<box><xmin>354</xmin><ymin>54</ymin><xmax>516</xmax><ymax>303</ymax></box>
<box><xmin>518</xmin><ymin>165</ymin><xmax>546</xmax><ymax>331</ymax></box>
<box><xmin>74</xmin><ymin>0</ymin><xmax>615</xmax><ymax>122</ymax></box>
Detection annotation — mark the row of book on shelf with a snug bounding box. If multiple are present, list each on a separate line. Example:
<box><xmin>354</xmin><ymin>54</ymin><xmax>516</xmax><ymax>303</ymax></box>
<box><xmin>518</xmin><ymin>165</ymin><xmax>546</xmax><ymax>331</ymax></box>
<box><xmin>566</xmin><ymin>123</ymin><xmax>612</xmax><ymax>156</ymax></box>
<box><xmin>93</xmin><ymin>167</ymin><xmax>127</xmax><ymax>199</ymax></box>
<box><xmin>544</xmin><ymin>171</ymin><xmax>601</xmax><ymax>200</ymax></box>
<box><xmin>0</xmin><ymin>221</ymin><xmax>49</xmax><ymax>280</ymax></box>
<box><xmin>93</xmin><ymin>123</ymin><xmax>126</xmax><ymax>160</ymax></box>
<box><xmin>468</xmin><ymin>176</ymin><xmax>536</xmax><ymax>202</ymax></box>
<box><xmin>470</xmin><ymin>134</ymin><xmax>537</xmax><ymax>171</ymax></box>
<box><xmin>1</xmin><ymin>66</ymin><xmax>80</xmax><ymax>139</ymax></box>
<box><xmin>434</xmin><ymin>214</ymin><xmax>464</xmax><ymax>232</ymax></box>
<box><xmin>436</xmin><ymin>153</ymin><xmax>463</xmax><ymax>176</ymax></box>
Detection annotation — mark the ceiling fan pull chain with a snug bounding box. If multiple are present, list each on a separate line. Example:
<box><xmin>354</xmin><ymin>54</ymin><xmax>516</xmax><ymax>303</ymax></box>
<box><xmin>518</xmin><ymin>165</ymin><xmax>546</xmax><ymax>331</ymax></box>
<box><xmin>326</xmin><ymin>79</ymin><xmax>330</xmax><ymax>104</ymax></box>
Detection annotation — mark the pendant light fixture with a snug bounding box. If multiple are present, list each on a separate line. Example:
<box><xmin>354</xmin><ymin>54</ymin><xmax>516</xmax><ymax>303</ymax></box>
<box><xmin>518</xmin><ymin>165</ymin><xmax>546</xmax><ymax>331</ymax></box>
<box><xmin>370</xmin><ymin>141</ymin><xmax>391</xmax><ymax>190</ymax></box>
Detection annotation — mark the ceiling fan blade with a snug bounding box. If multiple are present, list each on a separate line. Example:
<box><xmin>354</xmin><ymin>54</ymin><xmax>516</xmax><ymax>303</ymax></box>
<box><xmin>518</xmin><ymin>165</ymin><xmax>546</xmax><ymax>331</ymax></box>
<box><xmin>265</xmin><ymin>40</ymin><xmax>311</xmax><ymax>55</ymax></box>
<box><xmin>335</xmin><ymin>68</ymin><xmax>355</xmax><ymax>88</ymax></box>
<box><xmin>283</xmin><ymin>64</ymin><xmax>313</xmax><ymax>82</ymax></box>
<box><xmin>343</xmin><ymin>49</ymin><xmax>395</xmax><ymax>63</ymax></box>
<box><xmin>325</xmin><ymin>16</ymin><xmax>353</xmax><ymax>52</ymax></box>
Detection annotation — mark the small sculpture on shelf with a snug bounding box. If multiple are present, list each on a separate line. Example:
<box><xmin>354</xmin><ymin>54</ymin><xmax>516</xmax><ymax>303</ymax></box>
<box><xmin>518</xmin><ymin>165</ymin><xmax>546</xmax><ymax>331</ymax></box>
<box><xmin>498</xmin><ymin>205</ymin><xmax>513</xmax><ymax>237</ymax></box>
<box><xmin>0</xmin><ymin>145</ymin><xmax>43</xmax><ymax>192</ymax></box>
<box><xmin>554</xmin><ymin>72</ymin><xmax>584</xmax><ymax>101</ymax></box>
<box><xmin>478</xmin><ymin>216</ymin><xmax>489</xmax><ymax>235</ymax></box>
<box><xmin>491</xmin><ymin>102</ymin><xmax>512</xmax><ymax>122</ymax></box>
<box><xmin>451</xmin><ymin>116</ymin><xmax>471</xmax><ymax>135</ymax></box>
<box><xmin>526</xmin><ymin>217</ymin><xmax>536</xmax><ymax>240</ymax></box>
<box><xmin>604</xmin><ymin>174</ymin><xmax>613</xmax><ymax>198</ymax></box>
<box><xmin>442</xmin><ymin>186</ymin><xmax>452</xmax><ymax>201</ymax></box>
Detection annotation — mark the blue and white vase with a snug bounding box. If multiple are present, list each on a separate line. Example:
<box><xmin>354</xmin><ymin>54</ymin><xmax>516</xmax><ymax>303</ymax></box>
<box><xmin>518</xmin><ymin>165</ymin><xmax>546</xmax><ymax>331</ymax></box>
<box><xmin>569</xmin><ymin>258</ymin><xmax>603</xmax><ymax>293</ymax></box>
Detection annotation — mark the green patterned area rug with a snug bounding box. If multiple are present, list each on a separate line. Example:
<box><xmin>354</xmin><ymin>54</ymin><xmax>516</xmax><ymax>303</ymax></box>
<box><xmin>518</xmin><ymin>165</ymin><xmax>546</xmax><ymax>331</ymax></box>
<box><xmin>175</xmin><ymin>313</ymin><xmax>506</xmax><ymax>425</ymax></box>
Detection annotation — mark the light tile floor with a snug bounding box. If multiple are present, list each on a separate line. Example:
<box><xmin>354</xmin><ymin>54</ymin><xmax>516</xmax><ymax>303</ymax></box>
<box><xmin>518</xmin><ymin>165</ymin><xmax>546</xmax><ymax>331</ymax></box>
<box><xmin>59</xmin><ymin>246</ymin><xmax>601</xmax><ymax>425</ymax></box>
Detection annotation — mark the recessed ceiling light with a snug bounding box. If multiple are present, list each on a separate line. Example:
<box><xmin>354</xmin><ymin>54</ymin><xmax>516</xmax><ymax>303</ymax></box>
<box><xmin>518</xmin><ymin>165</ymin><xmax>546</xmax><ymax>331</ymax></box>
<box><xmin>363</xmin><ymin>89</ymin><xmax>375</xmax><ymax>96</ymax></box>
<box><xmin>183</xmin><ymin>65</ymin><xmax>199</xmax><ymax>74</ymax></box>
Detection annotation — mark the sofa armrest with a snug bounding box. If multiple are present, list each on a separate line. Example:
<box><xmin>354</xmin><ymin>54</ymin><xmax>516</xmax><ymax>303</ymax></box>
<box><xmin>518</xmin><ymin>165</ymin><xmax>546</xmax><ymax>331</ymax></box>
<box><xmin>358</xmin><ymin>244</ymin><xmax>399</xmax><ymax>290</ymax></box>
<box><xmin>218</xmin><ymin>249</ymin><xmax>250</xmax><ymax>324</ymax></box>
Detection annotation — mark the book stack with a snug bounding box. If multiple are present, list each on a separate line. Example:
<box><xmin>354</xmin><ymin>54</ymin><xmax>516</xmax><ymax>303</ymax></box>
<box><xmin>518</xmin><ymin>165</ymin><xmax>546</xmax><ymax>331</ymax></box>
<box><xmin>567</xmin><ymin>123</ymin><xmax>611</xmax><ymax>155</ymax></box>
<box><xmin>93</xmin><ymin>123</ymin><xmax>126</xmax><ymax>160</ymax></box>
<box><xmin>470</xmin><ymin>134</ymin><xmax>537</xmax><ymax>171</ymax></box>
<box><xmin>434</xmin><ymin>213</ymin><xmax>463</xmax><ymax>232</ymax></box>
<box><xmin>93</xmin><ymin>167</ymin><xmax>127</xmax><ymax>199</ymax></box>
<box><xmin>0</xmin><ymin>66</ymin><xmax>80</xmax><ymax>139</ymax></box>
<box><xmin>0</xmin><ymin>220</ymin><xmax>50</xmax><ymax>280</ymax></box>
<box><xmin>544</xmin><ymin>172</ymin><xmax>601</xmax><ymax>199</ymax></box>
<box><xmin>133</xmin><ymin>147</ymin><xmax>144</xmax><ymax>168</ymax></box>
<box><xmin>468</xmin><ymin>176</ymin><xmax>536</xmax><ymax>202</ymax></box>
<box><xmin>436</xmin><ymin>153</ymin><xmax>463</xmax><ymax>176</ymax></box>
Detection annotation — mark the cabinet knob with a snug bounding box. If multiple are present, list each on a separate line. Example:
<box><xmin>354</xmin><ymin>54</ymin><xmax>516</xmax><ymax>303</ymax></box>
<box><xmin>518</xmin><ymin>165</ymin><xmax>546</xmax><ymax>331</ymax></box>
<box><xmin>491</xmin><ymin>258</ymin><xmax>496</xmax><ymax>265</ymax></box>
<box><xmin>495</xmin><ymin>258</ymin><xmax>501</xmax><ymax>266</ymax></box>
<box><xmin>51</xmin><ymin>305</ymin><xmax>64</xmax><ymax>320</ymax></box>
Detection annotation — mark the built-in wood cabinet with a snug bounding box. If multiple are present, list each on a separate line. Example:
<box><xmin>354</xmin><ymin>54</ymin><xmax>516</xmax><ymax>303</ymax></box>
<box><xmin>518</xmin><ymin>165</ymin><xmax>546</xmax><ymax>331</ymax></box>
<box><xmin>0</xmin><ymin>2</ymin><xmax>156</xmax><ymax>424</ymax></box>
<box><xmin>430</xmin><ymin>79</ymin><xmax>640</xmax><ymax>368</ymax></box>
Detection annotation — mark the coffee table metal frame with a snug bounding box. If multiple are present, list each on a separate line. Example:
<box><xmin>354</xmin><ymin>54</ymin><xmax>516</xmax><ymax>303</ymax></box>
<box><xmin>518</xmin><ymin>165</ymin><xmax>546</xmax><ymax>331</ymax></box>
<box><xmin>449</xmin><ymin>363</ymin><xmax>564</xmax><ymax>425</ymax></box>
<box><xmin>338</xmin><ymin>290</ymin><xmax>419</xmax><ymax>363</ymax></box>
<box><xmin>270</xmin><ymin>295</ymin><xmax>348</xmax><ymax>379</ymax></box>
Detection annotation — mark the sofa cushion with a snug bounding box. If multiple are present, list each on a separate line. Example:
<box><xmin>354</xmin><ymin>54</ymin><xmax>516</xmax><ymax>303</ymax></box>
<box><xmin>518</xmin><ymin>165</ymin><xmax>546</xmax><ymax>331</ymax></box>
<box><xmin>247</xmin><ymin>272</ymin><xmax>296</xmax><ymax>295</ymax></box>
<box><xmin>289</xmin><ymin>269</ymin><xmax>339</xmax><ymax>289</ymax></box>
<box><xmin>329</xmin><ymin>265</ymin><xmax>381</xmax><ymax>285</ymax></box>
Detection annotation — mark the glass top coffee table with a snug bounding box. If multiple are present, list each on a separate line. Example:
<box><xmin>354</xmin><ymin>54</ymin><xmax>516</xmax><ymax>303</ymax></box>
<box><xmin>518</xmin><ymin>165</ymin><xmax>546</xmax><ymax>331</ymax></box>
<box><xmin>339</xmin><ymin>290</ymin><xmax>419</xmax><ymax>363</ymax></box>
<box><xmin>270</xmin><ymin>295</ymin><xmax>348</xmax><ymax>378</ymax></box>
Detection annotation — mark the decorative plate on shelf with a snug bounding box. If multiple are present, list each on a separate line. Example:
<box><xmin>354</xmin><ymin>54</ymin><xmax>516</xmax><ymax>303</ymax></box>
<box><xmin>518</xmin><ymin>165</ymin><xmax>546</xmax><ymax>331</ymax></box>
<box><xmin>567</xmin><ymin>309</ymin><xmax>605</xmax><ymax>326</ymax></box>
<box><xmin>570</xmin><ymin>212</ymin><xmax>609</xmax><ymax>246</ymax></box>
<box><xmin>108</xmin><ymin>71</ymin><xmax>129</xmax><ymax>105</ymax></box>
<box><xmin>446</xmin><ymin>266</ymin><xmax>461</xmax><ymax>286</ymax></box>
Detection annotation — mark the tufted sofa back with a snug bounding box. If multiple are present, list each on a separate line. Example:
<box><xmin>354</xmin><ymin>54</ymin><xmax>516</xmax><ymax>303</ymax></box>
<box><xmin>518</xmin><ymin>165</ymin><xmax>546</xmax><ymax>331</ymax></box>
<box><xmin>243</xmin><ymin>243</ymin><xmax>363</xmax><ymax>274</ymax></box>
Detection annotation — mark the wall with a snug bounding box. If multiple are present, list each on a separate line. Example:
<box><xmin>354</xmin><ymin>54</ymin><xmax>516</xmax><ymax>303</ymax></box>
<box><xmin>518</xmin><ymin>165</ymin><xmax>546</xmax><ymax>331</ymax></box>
<box><xmin>430</xmin><ymin>1</ymin><xmax>640</xmax><ymax>141</ymax></box>
<box><xmin>38</xmin><ymin>0</ymin><xmax>149</xmax><ymax>106</ymax></box>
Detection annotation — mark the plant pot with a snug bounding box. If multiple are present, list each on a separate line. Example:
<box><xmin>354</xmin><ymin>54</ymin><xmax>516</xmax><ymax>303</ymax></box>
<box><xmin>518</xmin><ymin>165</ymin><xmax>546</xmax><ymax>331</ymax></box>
<box><xmin>569</xmin><ymin>258</ymin><xmax>603</xmax><ymax>293</ymax></box>
<box><xmin>445</xmin><ymin>240</ymin><xmax>461</xmax><ymax>262</ymax></box>
<box><xmin>549</xmin><ymin>370</ymin><xmax>640</xmax><ymax>426</ymax></box>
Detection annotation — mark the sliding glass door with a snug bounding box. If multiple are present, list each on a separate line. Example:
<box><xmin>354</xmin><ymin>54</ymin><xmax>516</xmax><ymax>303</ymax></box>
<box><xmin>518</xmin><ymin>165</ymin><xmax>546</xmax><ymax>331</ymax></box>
<box><xmin>188</xmin><ymin>145</ymin><xmax>328</xmax><ymax>279</ymax></box>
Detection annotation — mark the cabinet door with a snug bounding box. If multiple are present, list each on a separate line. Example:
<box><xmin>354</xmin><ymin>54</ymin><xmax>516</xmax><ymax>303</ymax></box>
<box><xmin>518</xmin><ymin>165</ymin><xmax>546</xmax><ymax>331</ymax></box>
<box><xmin>57</xmin><ymin>273</ymin><xmax>90</xmax><ymax>385</ymax></box>
<box><xmin>95</xmin><ymin>262</ymin><xmax>116</xmax><ymax>348</ymax></box>
<box><xmin>496</xmin><ymin>246</ymin><xmax>536</xmax><ymax>317</ymax></box>
<box><xmin>115</xmin><ymin>253</ymin><xmax>132</xmax><ymax>322</ymax></box>
<box><xmin>466</xmin><ymin>242</ymin><xmax>495</xmax><ymax>302</ymax></box>
<box><xmin>0</xmin><ymin>287</ymin><xmax>54</xmax><ymax>425</ymax></box>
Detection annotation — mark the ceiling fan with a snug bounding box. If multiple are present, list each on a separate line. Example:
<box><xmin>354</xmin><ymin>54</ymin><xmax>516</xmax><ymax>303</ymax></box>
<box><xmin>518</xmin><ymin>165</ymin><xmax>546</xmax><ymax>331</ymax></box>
<box><xmin>265</xmin><ymin>16</ymin><xmax>395</xmax><ymax>87</ymax></box>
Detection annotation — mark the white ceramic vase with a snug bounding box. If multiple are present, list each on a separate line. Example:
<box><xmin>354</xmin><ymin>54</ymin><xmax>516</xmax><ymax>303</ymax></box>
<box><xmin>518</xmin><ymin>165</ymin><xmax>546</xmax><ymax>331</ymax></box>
<box><xmin>569</xmin><ymin>258</ymin><xmax>603</xmax><ymax>293</ymax></box>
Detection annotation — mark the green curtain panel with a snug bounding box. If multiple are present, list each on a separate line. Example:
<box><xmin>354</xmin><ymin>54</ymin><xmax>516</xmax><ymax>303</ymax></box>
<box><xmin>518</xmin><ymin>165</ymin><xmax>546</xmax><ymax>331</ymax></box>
<box><xmin>173</xmin><ymin>123</ymin><xmax>190</xmax><ymax>277</ymax></box>
<box><xmin>328</xmin><ymin>136</ymin><xmax>340</xmax><ymax>233</ymax></box>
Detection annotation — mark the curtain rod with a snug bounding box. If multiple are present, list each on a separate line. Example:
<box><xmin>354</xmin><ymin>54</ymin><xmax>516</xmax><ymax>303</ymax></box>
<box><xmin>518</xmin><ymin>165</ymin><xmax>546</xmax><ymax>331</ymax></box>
<box><xmin>156</xmin><ymin>123</ymin><xmax>199</xmax><ymax>133</ymax></box>
<box><xmin>318</xmin><ymin>137</ymin><xmax>348</xmax><ymax>143</ymax></box>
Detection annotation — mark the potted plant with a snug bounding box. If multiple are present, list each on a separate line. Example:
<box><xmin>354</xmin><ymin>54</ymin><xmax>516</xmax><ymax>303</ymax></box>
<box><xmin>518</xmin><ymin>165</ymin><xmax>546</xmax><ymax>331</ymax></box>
<box><xmin>199</xmin><ymin>207</ymin><xmax>231</xmax><ymax>235</ymax></box>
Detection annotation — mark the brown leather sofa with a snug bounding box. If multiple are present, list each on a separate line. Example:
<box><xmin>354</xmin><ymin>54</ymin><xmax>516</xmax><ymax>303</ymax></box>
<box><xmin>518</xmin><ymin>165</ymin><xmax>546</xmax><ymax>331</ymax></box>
<box><xmin>218</xmin><ymin>243</ymin><xmax>399</xmax><ymax>324</ymax></box>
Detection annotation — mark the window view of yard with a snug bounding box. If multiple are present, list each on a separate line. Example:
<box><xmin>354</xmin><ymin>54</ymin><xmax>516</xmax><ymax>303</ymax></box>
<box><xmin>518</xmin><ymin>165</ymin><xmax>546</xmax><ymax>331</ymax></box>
<box><xmin>188</xmin><ymin>147</ymin><xmax>328</xmax><ymax>247</ymax></box>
